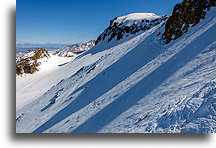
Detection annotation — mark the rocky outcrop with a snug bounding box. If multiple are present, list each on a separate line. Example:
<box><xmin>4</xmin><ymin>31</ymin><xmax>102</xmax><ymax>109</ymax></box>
<box><xmin>95</xmin><ymin>13</ymin><xmax>168</xmax><ymax>45</ymax></box>
<box><xmin>163</xmin><ymin>0</ymin><xmax>216</xmax><ymax>44</ymax></box>
<box><xmin>54</xmin><ymin>40</ymin><xmax>95</xmax><ymax>57</ymax></box>
<box><xmin>16</xmin><ymin>48</ymin><xmax>50</xmax><ymax>75</ymax></box>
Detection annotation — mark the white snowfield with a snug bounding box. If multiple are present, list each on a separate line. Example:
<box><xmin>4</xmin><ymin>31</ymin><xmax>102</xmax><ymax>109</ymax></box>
<box><xmin>16</xmin><ymin>9</ymin><xmax>216</xmax><ymax>133</ymax></box>
<box><xmin>115</xmin><ymin>13</ymin><xmax>161</xmax><ymax>26</ymax></box>
<box><xmin>16</xmin><ymin>54</ymin><xmax>74</xmax><ymax>108</ymax></box>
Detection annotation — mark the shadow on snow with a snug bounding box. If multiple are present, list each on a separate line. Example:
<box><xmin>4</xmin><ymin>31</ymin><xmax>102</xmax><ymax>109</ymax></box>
<box><xmin>33</xmin><ymin>25</ymin><xmax>215</xmax><ymax>133</ymax></box>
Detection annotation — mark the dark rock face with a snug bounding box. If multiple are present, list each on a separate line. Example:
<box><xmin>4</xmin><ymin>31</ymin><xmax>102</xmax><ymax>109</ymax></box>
<box><xmin>163</xmin><ymin>0</ymin><xmax>216</xmax><ymax>44</ymax></box>
<box><xmin>16</xmin><ymin>48</ymin><xmax>50</xmax><ymax>75</ymax></box>
<box><xmin>95</xmin><ymin>15</ymin><xmax>168</xmax><ymax>45</ymax></box>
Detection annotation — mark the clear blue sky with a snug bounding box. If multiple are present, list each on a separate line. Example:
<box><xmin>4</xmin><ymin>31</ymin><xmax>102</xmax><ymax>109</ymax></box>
<box><xmin>16</xmin><ymin>0</ymin><xmax>182</xmax><ymax>44</ymax></box>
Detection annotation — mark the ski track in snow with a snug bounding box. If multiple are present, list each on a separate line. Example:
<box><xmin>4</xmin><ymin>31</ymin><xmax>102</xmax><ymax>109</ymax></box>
<box><xmin>16</xmin><ymin>8</ymin><xmax>216</xmax><ymax>133</ymax></box>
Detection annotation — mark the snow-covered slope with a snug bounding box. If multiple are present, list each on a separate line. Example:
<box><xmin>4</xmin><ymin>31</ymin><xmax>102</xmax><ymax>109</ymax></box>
<box><xmin>16</xmin><ymin>7</ymin><xmax>216</xmax><ymax>133</ymax></box>
<box><xmin>53</xmin><ymin>40</ymin><xmax>95</xmax><ymax>57</ymax></box>
<box><xmin>16</xmin><ymin>54</ymin><xmax>74</xmax><ymax>108</ymax></box>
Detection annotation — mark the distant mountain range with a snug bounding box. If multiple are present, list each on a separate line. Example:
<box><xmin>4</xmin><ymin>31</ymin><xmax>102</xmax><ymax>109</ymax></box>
<box><xmin>53</xmin><ymin>40</ymin><xmax>95</xmax><ymax>57</ymax></box>
<box><xmin>16</xmin><ymin>41</ymin><xmax>69</xmax><ymax>52</ymax></box>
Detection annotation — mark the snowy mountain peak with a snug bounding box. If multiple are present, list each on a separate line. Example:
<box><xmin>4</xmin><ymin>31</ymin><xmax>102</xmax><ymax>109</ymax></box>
<box><xmin>95</xmin><ymin>13</ymin><xmax>168</xmax><ymax>45</ymax></box>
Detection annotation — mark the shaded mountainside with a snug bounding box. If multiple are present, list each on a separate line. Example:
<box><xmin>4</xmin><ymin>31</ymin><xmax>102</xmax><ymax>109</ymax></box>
<box><xmin>163</xmin><ymin>0</ymin><xmax>216</xmax><ymax>44</ymax></box>
<box><xmin>53</xmin><ymin>40</ymin><xmax>95</xmax><ymax>57</ymax></box>
<box><xmin>95</xmin><ymin>13</ymin><xmax>168</xmax><ymax>45</ymax></box>
<box><xmin>16</xmin><ymin>48</ymin><xmax>50</xmax><ymax>75</ymax></box>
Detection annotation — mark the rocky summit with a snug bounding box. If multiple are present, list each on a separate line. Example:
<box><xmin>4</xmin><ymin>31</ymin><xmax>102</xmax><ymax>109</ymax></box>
<box><xmin>95</xmin><ymin>13</ymin><xmax>168</xmax><ymax>45</ymax></box>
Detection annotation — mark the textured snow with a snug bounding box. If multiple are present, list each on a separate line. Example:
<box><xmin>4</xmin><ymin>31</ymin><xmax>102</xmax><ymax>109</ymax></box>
<box><xmin>16</xmin><ymin>8</ymin><xmax>216</xmax><ymax>133</ymax></box>
<box><xmin>115</xmin><ymin>13</ymin><xmax>160</xmax><ymax>26</ymax></box>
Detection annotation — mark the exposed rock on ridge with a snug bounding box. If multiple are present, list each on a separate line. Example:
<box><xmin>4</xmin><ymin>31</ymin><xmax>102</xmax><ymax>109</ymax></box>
<box><xmin>16</xmin><ymin>48</ymin><xmax>50</xmax><ymax>75</ymax></box>
<box><xmin>163</xmin><ymin>0</ymin><xmax>216</xmax><ymax>44</ymax></box>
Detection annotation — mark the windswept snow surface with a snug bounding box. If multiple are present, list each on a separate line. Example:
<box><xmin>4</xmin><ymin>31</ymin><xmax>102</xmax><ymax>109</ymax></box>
<box><xmin>16</xmin><ymin>8</ymin><xmax>216</xmax><ymax>133</ymax></box>
<box><xmin>115</xmin><ymin>13</ymin><xmax>161</xmax><ymax>26</ymax></box>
